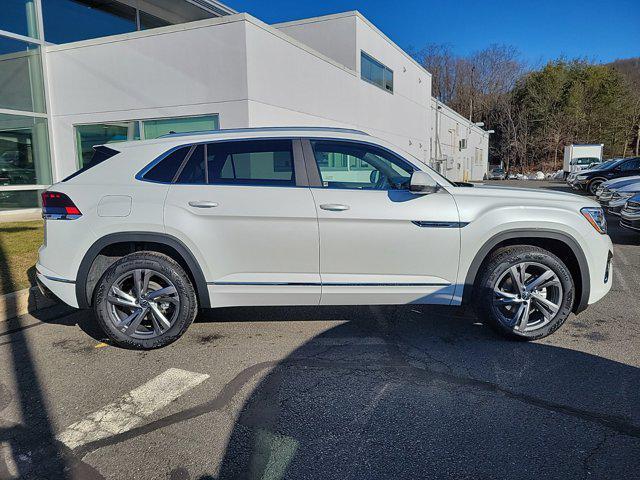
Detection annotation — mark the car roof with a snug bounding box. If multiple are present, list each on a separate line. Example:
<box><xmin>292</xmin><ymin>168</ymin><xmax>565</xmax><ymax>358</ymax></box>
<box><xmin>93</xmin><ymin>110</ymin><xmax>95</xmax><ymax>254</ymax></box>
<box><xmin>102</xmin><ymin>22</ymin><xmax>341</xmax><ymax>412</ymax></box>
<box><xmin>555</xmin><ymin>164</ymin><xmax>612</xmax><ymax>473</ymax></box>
<box><xmin>109</xmin><ymin>126</ymin><xmax>372</xmax><ymax>150</ymax></box>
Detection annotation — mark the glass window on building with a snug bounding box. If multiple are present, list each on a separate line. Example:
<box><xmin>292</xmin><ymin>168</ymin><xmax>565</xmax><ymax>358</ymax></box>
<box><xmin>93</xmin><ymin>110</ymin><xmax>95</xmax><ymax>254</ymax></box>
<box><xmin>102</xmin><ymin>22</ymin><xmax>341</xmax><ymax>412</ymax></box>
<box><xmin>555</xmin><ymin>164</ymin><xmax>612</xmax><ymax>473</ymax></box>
<box><xmin>361</xmin><ymin>52</ymin><xmax>393</xmax><ymax>93</ymax></box>
<box><xmin>0</xmin><ymin>190</ymin><xmax>42</xmax><ymax>211</ymax></box>
<box><xmin>139</xmin><ymin>11</ymin><xmax>171</xmax><ymax>30</ymax></box>
<box><xmin>42</xmin><ymin>0</ymin><xmax>138</xmax><ymax>44</ymax></box>
<box><xmin>0</xmin><ymin>36</ymin><xmax>46</xmax><ymax>113</ymax></box>
<box><xmin>143</xmin><ymin>115</ymin><xmax>219</xmax><ymax>139</ymax></box>
<box><xmin>75</xmin><ymin>115</ymin><xmax>219</xmax><ymax>167</ymax></box>
<box><xmin>75</xmin><ymin>121</ymin><xmax>139</xmax><ymax>167</ymax></box>
<box><xmin>1</xmin><ymin>0</ymin><xmax>40</xmax><ymax>39</ymax></box>
<box><xmin>0</xmin><ymin>114</ymin><xmax>52</xmax><ymax>187</ymax></box>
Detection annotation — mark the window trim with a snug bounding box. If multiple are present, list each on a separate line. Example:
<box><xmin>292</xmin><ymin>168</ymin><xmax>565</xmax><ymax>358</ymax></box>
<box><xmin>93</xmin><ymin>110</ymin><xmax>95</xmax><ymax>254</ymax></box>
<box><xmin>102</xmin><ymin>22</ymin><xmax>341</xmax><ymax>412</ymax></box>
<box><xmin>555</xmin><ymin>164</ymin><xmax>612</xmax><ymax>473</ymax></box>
<box><xmin>136</xmin><ymin>137</ymin><xmax>309</xmax><ymax>188</ymax></box>
<box><xmin>301</xmin><ymin>138</ymin><xmax>417</xmax><ymax>191</ymax></box>
<box><xmin>360</xmin><ymin>51</ymin><xmax>394</xmax><ymax>94</ymax></box>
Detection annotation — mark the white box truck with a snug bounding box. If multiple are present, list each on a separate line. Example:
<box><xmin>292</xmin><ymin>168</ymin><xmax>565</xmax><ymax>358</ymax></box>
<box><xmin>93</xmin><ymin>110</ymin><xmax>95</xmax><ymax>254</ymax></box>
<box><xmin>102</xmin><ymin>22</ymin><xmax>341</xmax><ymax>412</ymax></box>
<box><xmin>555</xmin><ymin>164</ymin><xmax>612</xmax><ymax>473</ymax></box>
<box><xmin>563</xmin><ymin>144</ymin><xmax>604</xmax><ymax>176</ymax></box>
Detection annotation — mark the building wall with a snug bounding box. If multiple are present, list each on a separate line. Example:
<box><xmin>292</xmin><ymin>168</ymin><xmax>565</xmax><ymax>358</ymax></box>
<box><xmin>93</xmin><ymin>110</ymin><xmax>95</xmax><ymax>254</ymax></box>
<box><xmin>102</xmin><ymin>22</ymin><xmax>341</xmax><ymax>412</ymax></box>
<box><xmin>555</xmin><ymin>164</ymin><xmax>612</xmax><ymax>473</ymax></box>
<box><xmin>430</xmin><ymin>98</ymin><xmax>489</xmax><ymax>182</ymax></box>
<box><xmin>45</xmin><ymin>16</ymin><xmax>251</xmax><ymax>179</ymax></box>
<box><xmin>44</xmin><ymin>12</ymin><xmax>489</xmax><ymax>182</ymax></box>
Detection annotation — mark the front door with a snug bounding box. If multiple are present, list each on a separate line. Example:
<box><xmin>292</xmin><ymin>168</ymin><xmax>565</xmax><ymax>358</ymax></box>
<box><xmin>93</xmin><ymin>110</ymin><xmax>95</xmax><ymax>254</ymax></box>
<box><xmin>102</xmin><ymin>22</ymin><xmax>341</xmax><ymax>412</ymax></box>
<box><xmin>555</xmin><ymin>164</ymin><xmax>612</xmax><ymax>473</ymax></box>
<box><xmin>304</xmin><ymin>139</ymin><xmax>461</xmax><ymax>306</ymax></box>
<box><xmin>164</xmin><ymin>138</ymin><xmax>320</xmax><ymax>307</ymax></box>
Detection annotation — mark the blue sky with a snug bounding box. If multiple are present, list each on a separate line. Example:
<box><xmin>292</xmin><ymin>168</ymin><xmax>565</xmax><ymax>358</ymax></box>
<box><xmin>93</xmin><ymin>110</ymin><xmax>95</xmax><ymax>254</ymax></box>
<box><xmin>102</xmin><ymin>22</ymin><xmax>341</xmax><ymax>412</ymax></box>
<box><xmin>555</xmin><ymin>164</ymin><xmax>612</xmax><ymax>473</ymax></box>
<box><xmin>229</xmin><ymin>0</ymin><xmax>640</xmax><ymax>64</ymax></box>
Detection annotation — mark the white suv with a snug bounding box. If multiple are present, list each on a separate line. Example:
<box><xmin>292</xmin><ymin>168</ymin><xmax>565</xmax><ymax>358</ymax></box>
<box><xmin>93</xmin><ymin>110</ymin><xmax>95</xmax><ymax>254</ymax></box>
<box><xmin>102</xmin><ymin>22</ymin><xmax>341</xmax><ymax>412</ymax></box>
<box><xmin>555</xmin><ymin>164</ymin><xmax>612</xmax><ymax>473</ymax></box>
<box><xmin>37</xmin><ymin>127</ymin><xmax>613</xmax><ymax>349</ymax></box>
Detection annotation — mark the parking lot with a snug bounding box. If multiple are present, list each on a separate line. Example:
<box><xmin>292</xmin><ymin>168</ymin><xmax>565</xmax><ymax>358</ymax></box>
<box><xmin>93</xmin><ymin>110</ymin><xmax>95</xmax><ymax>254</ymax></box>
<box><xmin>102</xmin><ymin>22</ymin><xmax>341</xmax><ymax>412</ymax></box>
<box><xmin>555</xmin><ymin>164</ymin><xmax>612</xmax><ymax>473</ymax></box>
<box><xmin>0</xmin><ymin>180</ymin><xmax>638</xmax><ymax>479</ymax></box>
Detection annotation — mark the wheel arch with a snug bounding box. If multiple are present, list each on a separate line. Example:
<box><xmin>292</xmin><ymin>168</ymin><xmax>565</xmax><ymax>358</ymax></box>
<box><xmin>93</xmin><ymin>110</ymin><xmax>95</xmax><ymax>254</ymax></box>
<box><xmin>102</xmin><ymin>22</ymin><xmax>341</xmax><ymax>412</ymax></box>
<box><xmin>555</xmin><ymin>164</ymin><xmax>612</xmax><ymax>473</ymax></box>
<box><xmin>76</xmin><ymin>232</ymin><xmax>210</xmax><ymax>309</ymax></box>
<box><xmin>463</xmin><ymin>229</ymin><xmax>590</xmax><ymax>313</ymax></box>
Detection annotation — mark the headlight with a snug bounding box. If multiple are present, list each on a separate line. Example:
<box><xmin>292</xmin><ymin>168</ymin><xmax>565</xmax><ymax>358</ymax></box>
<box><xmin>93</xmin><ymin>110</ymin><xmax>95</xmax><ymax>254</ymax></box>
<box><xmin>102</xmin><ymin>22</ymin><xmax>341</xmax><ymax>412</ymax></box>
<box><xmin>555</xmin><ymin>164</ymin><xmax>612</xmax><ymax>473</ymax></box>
<box><xmin>576</xmin><ymin>175</ymin><xmax>588</xmax><ymax>180</ymax></box>
<box><xmin>612</xmin><ymin>192</ymin><xmax>635</xmax><ymax>200</ymax></box>
<box><xmin>581</xmin><ymin>207</ymin><xmax>607</xmax><ymax>234</ymax></box>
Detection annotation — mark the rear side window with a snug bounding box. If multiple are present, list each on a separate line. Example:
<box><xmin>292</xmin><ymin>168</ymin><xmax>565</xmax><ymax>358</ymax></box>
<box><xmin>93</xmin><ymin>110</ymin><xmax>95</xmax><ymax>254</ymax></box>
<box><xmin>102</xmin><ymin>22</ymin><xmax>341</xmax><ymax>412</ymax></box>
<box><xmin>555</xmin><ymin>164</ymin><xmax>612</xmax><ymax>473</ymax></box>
<box><xmin>142</xmin><ymin>146</ymin><xmax>190</xmax><ymax>182</ymax></box>
<box><xmin>173</xmin><ymin>140</ymin><xmax>295</xmax><ymax>186</ymax></box>
<box><xmin>62</xmin><ymin>146</ymin><xmax>119</xmax><ymax>182</ymax></box>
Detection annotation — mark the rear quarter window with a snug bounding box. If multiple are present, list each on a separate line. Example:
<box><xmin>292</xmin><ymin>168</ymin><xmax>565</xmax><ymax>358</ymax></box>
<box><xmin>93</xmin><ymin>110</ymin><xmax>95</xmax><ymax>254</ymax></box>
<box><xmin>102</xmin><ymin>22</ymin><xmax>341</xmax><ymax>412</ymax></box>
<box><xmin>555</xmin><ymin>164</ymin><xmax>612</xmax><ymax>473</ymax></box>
<box><xmin>142</xmin><ymin>146</ymin><xmax>191</xmax><ymax>183</ymax></box>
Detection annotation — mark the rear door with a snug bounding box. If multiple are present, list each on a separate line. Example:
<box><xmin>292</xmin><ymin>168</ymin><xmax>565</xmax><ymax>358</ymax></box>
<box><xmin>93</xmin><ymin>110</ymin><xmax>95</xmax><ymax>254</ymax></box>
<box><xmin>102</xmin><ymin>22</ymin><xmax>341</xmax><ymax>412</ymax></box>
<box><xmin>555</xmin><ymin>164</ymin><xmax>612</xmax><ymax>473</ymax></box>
<box><xmin>164</xmin><ymin>138</ymin><xmax>320</xmax><ymax>307</ymax></box>
<box><xmin>303</xmin><ymin>138</ymin><xmax>461</xmax><ymax>306</ymax></box>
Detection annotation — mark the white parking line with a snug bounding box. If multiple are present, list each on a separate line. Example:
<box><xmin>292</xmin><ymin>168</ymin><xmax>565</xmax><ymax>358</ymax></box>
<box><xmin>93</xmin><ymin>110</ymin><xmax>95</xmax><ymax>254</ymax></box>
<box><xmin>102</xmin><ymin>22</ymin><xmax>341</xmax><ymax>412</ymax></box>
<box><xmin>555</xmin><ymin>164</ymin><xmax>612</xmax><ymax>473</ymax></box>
<box><xmin>57</xmin><ymin>368</ymin><xmax>209</xmax><ymax>450</ymax></box>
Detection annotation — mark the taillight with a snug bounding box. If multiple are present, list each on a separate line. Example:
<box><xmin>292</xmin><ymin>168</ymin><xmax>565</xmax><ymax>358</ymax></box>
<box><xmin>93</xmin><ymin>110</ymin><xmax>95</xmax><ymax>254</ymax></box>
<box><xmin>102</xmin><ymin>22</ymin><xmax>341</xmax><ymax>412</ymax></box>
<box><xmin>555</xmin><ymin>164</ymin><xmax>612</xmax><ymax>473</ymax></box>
<box><xmin>41</xmin><ymin>191</ymin><xmax>82</xmax><ymax>220</ymax></box>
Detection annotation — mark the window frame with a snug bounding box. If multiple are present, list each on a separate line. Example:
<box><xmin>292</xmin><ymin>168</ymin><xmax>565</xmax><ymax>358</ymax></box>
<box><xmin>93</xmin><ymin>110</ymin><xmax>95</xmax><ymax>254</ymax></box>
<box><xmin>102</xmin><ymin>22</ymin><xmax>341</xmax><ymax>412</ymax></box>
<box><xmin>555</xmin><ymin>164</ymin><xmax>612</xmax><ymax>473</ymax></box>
<box><xmin>301</xmin><ymin>138</ymin><xmax>417</xmax><ymax>191</ymax></box>
<box><xmin>360</xmin><ymin>51</ymin><xmax>394</xmax><ymax>94</ymax></box>
<box><xmin>136</xmin><ymin>137</ymin><xmax>309</xmax><ymax>188</ymax></box>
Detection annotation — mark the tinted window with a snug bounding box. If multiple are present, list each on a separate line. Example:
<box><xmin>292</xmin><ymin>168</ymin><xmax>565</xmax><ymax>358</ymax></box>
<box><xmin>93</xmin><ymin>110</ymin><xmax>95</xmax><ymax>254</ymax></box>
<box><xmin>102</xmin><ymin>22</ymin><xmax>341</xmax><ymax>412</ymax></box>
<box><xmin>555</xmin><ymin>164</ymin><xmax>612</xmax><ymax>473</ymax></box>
<box><xmin>63</xmin><ymin>146</ymin><xmax>118</xmax><ymax>182</ymax></box>
<box><xmin>311</xmin><ymin>141</ymin><xmax>413</xmax><ymax>190</ymax></box>
<box><xmin>176</xmin><ymin>145</ymin><xmax>205</xmax><ymax>184</ymax></box>
<box><xmin>206</xmin><ymin>140</ymin><xmax>295</xmax><ymax>186</ymax></box>
<box><xmin>142</xmin><ymin>146</ymin><xmax>190</xmax><ymax>183</ymax></box>
<box><xmin>620</xmin><ymin>159</ymin><xmax>640</xmax><ymax>172</ymax></box>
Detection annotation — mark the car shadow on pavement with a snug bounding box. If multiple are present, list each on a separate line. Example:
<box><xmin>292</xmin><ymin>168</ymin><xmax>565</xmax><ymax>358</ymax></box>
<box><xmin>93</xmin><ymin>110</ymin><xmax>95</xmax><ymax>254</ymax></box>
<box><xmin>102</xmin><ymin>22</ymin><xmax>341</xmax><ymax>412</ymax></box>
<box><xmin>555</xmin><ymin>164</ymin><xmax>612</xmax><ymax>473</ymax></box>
<box><xmin>190</xmin><ymin>304</ymin><xmax>640</xmax><ymax>480</ymax></box>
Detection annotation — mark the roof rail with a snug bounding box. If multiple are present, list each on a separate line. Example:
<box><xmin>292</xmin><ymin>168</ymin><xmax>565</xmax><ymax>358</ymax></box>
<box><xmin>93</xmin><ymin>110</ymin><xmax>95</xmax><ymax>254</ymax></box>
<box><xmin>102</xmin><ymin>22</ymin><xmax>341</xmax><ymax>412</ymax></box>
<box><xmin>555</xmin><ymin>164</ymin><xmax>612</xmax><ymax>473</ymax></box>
<box><xmin>158</xmin><ymin>126</ymin><xmax>370</xmax><ymax>139</ymax></box>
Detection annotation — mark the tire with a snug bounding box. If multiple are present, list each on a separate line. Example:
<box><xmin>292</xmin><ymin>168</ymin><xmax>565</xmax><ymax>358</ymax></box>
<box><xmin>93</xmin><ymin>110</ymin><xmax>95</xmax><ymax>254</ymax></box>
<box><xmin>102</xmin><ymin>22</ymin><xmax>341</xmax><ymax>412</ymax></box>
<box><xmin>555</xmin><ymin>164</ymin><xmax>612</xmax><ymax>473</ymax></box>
<box><xmin>587</xmin><ymin>179</ymin><xmax>605</xmax><ymax>196</ymax></box>
<box><xmin>93</xmin><ymin>251</ymin><xmax>198</xmax><ymax>349</ymax></box>
<box><xmin>475</xmin><ymin>245</ymin><xmax>575</xmax><ymax>340</ymax></box>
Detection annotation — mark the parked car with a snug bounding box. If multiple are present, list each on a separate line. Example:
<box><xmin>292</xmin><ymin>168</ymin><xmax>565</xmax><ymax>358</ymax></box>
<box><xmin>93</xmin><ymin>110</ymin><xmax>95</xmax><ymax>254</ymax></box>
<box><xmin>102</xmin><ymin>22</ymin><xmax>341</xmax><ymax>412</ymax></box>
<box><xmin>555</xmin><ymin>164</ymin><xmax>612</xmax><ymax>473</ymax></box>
<box><xmin>487</xmin><ymin>167</ymin><xmax>506</xmax><ymax>180</ymax></box>
<box><xmin>596</xmin><ymin>175</ymin><xmax>640</xmax><ymax>202</ymax></box>
<box><xmin>603</xmin><ymin>181</ymin><xmax>640</xmax><ymax>215</ymax></box>
<box><xmin>567</xmin><ymin>159</ymin><xmax>619</xmax><ymax>189</ymax></box>
<box><xmin>620</xmin><ymin>193</ymin><xmax>640</xmax><ymax>232</ymax></box>
<box><xmin>36</xmin><ymin>127</ymin><xmax>613</xmax><ymax>349</ymax></box>
<box><xmin>572</xmin><ymin>157</ymin><xmax>640</xmax><ymax>195</ymax></box>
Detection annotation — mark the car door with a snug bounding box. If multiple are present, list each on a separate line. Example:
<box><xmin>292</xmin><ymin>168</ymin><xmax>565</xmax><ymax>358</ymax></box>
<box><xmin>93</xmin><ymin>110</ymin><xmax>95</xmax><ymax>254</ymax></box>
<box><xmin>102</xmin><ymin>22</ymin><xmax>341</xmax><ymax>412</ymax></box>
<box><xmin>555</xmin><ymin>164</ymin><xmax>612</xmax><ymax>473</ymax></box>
<box><xmin>303</xmin><ymin>138</ymin><xmax>461</xmax><ymax>306</ymax></box>
<box><xmin>614</xmin><ymin>158</ymin><xmax>640</xmax><ymax>179</ymax></box>
<box><xmin>164</xmin><ymin>138</ymin><xmax>320</xmax><ymax>307</ymax></box>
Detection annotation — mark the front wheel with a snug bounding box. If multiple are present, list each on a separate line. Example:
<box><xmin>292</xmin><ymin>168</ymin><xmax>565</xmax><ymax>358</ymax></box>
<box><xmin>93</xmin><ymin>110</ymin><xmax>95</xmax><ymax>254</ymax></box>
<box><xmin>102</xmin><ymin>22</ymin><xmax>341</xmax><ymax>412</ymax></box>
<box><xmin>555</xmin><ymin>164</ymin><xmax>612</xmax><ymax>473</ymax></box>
<box><xmin>475</xmin><ymin>246</ymin><xmax>575</xmax><ymax>340</ymax></box>
<box><xmin>587</xmin><ymin>179</ymin><xmax>604</xmax><ymax>196</ymax></box>
<box><xmin>93</xmin><ymin>251</ymin><xmax>198</xmax><ymax>349</ymax></box>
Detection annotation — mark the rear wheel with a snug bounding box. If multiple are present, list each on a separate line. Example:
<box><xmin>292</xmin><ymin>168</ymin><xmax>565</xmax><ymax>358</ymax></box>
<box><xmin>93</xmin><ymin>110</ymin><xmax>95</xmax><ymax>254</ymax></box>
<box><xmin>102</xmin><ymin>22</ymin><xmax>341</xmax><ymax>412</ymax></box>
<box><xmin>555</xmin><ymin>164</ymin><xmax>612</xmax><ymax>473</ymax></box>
<box><xmin>93</xmin><ymin>251</ymin><xmax>198</xmax><ymax>349</ymax></box>
<box><xmin>475</xmin><ymin>246</ymin><xmax>575</xmax><ymax>340</ymax></box>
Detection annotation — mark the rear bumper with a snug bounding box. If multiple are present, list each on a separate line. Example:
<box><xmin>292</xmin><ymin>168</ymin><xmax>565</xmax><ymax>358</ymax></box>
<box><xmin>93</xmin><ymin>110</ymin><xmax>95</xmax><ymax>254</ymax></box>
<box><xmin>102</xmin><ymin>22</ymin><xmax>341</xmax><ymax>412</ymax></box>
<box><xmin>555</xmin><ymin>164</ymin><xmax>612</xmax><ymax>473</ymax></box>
<box><xmin>35</xmin><ymin>263</ymin><xmax>79</xmax><ymax>308</ymax></box>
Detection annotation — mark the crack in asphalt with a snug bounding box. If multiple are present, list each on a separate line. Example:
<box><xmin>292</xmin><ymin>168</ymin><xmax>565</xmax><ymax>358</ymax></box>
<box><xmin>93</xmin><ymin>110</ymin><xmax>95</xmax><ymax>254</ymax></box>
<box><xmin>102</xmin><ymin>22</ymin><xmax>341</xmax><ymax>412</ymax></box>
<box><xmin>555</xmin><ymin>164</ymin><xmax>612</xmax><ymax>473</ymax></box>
<box><xmin>70</xmin><ymin>349</ymin><xmax>640</xmax><ymax>460</ymax></box>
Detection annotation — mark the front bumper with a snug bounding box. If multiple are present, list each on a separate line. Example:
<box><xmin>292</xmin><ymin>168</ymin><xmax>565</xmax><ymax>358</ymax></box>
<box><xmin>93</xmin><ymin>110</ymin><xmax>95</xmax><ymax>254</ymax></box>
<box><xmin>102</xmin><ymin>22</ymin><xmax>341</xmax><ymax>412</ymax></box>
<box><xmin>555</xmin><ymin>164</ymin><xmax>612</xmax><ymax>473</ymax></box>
<box><xmin>620</xmin><ymin>211</ymin><xmax>640</xmax><ymax>232</ymax></box>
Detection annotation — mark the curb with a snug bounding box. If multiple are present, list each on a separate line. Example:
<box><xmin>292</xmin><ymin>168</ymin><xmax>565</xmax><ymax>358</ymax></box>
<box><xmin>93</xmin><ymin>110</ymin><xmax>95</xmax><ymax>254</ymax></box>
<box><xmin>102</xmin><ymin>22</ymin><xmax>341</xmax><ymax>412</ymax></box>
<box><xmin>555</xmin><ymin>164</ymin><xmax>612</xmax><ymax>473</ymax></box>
<box><xmin>0</xmin><ymin>286</ymin><xmax>58</xmax><ymax>322</ymax></box>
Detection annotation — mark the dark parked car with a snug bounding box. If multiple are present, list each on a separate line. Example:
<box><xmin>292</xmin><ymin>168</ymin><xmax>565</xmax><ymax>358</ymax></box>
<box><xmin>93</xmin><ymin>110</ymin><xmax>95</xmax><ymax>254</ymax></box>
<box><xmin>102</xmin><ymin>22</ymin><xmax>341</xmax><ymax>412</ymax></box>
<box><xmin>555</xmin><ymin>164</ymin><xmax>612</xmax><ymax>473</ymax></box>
<box><xmin>573</xmin><ymin>157</ymin><xmax>640</xmax><ymax>195</ymax></box>
<box><xmin>620</xmin><ymin>193</ymin><xmax>640</xmax><ymax>233</ymax></box>
<box><xmin>487</xmin><ymin>167</ymin><xmax>506</xmax><ymax>180</ymax></box>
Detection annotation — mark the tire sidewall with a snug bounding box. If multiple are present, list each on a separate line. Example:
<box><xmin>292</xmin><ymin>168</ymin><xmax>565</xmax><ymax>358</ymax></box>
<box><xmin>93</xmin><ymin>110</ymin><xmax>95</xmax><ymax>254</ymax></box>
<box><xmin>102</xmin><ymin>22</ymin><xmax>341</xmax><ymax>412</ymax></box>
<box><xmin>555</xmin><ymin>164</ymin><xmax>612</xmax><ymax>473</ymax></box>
<box><xmin>93</xmin><ymin>253</ymin><xmax>197</xmax><ymax>349</ymax></box>
<box><xmin>478</xmin><ymin>247</ymin><xmax>575</xmax><ymax>340</ymax></box>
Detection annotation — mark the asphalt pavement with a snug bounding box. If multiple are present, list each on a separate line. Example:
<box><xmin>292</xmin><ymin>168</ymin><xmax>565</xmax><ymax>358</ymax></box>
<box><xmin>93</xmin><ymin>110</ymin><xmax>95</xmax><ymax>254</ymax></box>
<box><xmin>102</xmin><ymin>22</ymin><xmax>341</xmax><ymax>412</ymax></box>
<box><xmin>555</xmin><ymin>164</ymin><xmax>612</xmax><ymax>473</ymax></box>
<box><xmin>0</xmin><ymin>180</ymin><xmax>638</xmax><ymax>479</ymax></box>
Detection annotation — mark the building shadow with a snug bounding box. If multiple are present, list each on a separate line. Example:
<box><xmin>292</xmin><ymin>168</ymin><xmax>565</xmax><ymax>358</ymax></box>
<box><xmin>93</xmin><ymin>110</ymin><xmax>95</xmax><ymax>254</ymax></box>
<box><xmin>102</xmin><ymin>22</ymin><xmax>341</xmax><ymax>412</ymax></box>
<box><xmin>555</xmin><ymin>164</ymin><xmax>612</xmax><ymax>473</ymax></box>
<box><xmin>203</xmin><ymin>304</ymin><xmax>640</xmax><ymax>480</ymax></box>
<box><xmin>0</xmin><ymin>240</ymin><xmax>102</xmax><ymax>478</ymax></box>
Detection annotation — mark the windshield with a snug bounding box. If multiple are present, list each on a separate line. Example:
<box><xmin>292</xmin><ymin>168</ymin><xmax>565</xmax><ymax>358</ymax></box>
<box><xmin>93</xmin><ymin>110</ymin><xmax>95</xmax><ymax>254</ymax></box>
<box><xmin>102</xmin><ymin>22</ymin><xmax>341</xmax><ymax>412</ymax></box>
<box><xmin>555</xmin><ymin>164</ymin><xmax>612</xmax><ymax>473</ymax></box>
<box><xmin>593</xmin><ymin>159</ymin><xmax>617</xmax><ymax>170</ymax></box>
<box><xmin>492</xmin><ymin>168</ymin><xmax>504</xmax><ymax>173</ymax></box>
<box><xmin>573</xmin><ymin>157</ymin><xmax>599</xmax><ymax>165</ymax></box>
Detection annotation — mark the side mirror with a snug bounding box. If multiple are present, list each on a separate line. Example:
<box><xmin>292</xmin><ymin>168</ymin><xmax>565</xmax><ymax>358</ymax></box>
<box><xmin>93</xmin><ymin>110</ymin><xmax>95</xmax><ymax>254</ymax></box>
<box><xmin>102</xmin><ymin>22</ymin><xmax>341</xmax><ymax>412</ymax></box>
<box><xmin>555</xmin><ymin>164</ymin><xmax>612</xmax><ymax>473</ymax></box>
<box><xmin>409</xmin><ymin>171</ymin><xmax>440</xmax><ymax>194</ymax></box>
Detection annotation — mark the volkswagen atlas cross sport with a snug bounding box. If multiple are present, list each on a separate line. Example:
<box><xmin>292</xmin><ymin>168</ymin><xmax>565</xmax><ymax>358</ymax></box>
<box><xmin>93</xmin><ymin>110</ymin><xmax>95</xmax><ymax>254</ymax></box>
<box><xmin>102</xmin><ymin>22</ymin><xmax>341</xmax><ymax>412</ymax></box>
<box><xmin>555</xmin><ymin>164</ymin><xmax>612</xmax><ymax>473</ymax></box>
<box><xmin>37</xmin><ymin>127</ymin><xmax>613</xmax><ymax>349</ymax></box>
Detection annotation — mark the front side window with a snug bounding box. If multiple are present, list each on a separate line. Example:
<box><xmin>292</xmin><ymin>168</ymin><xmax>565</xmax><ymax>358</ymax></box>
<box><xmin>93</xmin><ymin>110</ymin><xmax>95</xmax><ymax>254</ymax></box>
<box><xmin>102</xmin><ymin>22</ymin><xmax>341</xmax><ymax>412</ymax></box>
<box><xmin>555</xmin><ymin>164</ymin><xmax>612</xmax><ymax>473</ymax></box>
<box><xmin>311</xmin><ymin>141</ymin><xmax>413</xmax><ymax>190</ymax></box>
<box><xmin>620</xmin><ymin>159</ymin><xmax>640</xmax><ymax>172</ymax></box>
<box><xmin>361</xmin><ymin>52</ymin><xmax>393</xmax><ymax>93</ymax></box>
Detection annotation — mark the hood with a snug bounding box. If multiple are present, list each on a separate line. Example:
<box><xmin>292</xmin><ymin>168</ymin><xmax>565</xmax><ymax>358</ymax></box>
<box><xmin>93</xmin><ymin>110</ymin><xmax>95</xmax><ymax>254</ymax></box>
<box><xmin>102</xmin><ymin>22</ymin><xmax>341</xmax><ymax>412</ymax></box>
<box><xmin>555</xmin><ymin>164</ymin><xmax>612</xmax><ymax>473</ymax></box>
<box><xmin>603</xmin><ymin>175</ymin><xmax>640</xmax><ymax>189</ymax></box>
<box><xmin>454</xmin><ymin>184</ymin><xmax>598</xmax><ymax>207</ymax></box>
<box><xmin>617</xmin><ymin>181</ymin><xmax>640</xmax><ymax>193</ymax></box>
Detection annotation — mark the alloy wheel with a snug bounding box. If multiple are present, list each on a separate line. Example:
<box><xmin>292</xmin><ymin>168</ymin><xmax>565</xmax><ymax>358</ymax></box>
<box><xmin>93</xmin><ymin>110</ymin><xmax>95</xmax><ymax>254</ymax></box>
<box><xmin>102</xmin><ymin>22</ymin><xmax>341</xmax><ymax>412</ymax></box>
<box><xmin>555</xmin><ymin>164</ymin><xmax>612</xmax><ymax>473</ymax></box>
<box><xmin>492</xmin><ymin>262</ymin><xmax>563</xmax><ymax>333</ymax></box>
<box><xmin>107</xmin><ymin>269</ymin><xmax>180</xmax><ymax>339</ymax></box>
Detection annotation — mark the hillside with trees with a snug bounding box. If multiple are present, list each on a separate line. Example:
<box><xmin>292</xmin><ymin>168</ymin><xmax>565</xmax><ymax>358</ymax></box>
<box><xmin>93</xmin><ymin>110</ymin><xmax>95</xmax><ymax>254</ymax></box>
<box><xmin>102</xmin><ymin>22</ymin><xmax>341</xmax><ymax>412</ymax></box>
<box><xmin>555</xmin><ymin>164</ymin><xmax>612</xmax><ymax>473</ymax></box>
<box><xmin>415</xmin><ymin>46</ymin><xmax>640</xmax><ymax>172</ymax></box>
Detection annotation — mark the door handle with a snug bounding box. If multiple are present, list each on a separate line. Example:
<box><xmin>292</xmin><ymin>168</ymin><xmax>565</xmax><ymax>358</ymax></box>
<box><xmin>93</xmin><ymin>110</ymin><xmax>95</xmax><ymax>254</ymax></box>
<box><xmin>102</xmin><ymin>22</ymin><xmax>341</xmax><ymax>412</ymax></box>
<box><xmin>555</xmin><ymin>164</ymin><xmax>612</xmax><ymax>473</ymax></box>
<box><xmin>320</xmin><ymin>203</ymin><xmax>350</xmax><ymax>211</ymax></box>
<box><xmin>188</xmin><ymin>201</ymin><xmax>219</xmax><ymax>208</ymax></box>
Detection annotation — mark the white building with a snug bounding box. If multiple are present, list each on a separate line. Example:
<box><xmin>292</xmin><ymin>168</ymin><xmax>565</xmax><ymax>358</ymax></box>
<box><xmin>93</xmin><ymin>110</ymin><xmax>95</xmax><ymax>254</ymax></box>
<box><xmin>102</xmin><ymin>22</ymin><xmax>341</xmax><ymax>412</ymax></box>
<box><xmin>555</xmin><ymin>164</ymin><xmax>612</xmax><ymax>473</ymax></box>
<box><xmin>0</xmin><ymin>1</ymin><xmax>490</xmax><ymax>215</ymax></box>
